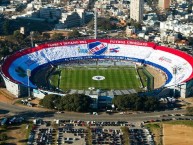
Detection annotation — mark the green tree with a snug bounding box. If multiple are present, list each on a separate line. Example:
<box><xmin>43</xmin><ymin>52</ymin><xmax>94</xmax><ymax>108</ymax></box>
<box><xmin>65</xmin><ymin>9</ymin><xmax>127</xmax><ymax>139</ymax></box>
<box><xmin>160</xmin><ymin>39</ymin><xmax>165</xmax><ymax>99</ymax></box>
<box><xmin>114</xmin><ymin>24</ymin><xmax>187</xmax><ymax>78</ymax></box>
<box><xmin>13</xmin><ymin>30</ymin><xmax>24</xmax><ymax>42</ymax></box>
<box><xmin>187</xmin><ymin>37</ymin><xmax>193</xmax><ymax>45</ymax></box>
<box><xmin>60</xmin><ymin>94</ymin><xmax>92</xmax><ymax>112</ymax></box>
<box><xmin>113</xmin><ymin>94</ymin><xmax>160</xmax><ymax>111</ymax></box>
<box><xmin>2</xmin><ymin>20</ymin><xmax>10</xmax><ymax>35</ymax></box>
<box><xmin>87</xmin><ymin>17</ymin><xmax>117</xmax><ymax>30</ymax></box>
<box><xmin>69</xmin><ymin>29</ymin><xmax>81</xmax><ymax>38</ymax></box>
<box><xmin>0</xmin><ymin>133</ymin><xmax>8</xmax><ymax>141</ymax></box>
<box><xmin>112</xmin><ymin>95</ymin><xmax>129</xmax><ymax>110</ymax></box>
<box><xmin>42</xmin><ymin>33</ymin><xmax>50</xmax><ymax>40</ymax></box>
<box><xmin>1</xmin><ymin>46</ymin><xmax>10</xmax><ymax>57</ymax></box>
<box><xmin>39</xmin><ymin>94</ymin><xmax>61</xmax><ymax>109</ymax></box>
<box><xmin>51</xmin><ymin>33</ymin><xmax>64</xmax><ymax>41</ymax></box>
<box><xmin>143</xmin><ymin>96</ymin><xmax>160</xmax><ymax>111</ymax></box>
<box><xmin>129</xmin><ymin>19</ymin><xmax>142</xmax><ymax>30</ymax></box>
<box><xmin>32</xmin><ymin>31</ymin><xmax>42</xmax><ymax>41</ymax></box>
<box><xmin>188</xmin><ymin>3</ymin><xmax>193</xmax><ymax>13</ymax></box>
<box><xmin>4</xmin><ymin>31</ymin><xmax>24</xmax><ymax>46</ymax></box>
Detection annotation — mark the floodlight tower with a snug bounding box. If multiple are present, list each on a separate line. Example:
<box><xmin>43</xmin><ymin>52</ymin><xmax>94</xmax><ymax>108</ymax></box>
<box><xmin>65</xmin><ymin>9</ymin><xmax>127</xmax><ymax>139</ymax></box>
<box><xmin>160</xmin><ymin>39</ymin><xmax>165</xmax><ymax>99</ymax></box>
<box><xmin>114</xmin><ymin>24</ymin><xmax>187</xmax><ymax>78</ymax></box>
<box><xmin>30</xmin><ymin>31</ymin><xmax>34</xmax><ymax>48</ymax></box>
<box><xmin>27</xmin><ymin>69</ymin><xmax>31</xmax><ymax>97</ymax></box>
<box><xmin>173</xmin><ymin>67</ymin><xmax>177</xmax><ymax>97</ymax></box>
<box><xmin>94</xmin><ymin>7</ymin><xmax>97</xmax><ymax>39</ymax></box>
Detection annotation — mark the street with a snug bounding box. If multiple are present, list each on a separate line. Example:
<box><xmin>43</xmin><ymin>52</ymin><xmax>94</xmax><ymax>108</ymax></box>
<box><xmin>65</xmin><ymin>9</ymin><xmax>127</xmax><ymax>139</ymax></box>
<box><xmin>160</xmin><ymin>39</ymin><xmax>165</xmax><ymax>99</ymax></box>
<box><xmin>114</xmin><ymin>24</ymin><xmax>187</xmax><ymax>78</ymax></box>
<box><xmin>0</xmin><ymin>102</ymin><xmax>192</xmax><ymax>123</ymax></box>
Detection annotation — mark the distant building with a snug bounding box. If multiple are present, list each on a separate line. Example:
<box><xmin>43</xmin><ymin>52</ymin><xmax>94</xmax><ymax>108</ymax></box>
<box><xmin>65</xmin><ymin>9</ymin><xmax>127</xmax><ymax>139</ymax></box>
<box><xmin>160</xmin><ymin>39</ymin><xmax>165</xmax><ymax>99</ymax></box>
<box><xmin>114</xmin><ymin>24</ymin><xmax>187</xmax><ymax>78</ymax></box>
<box><xmin>130</xmin><ymin>0</ymin><xmax>144</xmax><ymax>22</ymax></box>
<box><xmin>126</xmin><ymin>26</ymin><xmax>135</xmax><ymax>37</ymax></box>
<box><xmin>39</xmin><ymin>7</ymin><xmax>61</xmax><ymax>21</ymax></box>
<box><xmin>56</xmin><ymin>9</ymin><xmax>93</xmax><ymax>29</ymax></box>
<box><xmin>58</xmin><ymin>12</ymin><xmax>81</xmax><ymax>28</ymax></box>
<box><xmin>159</xmin><ymin>0</ymin><xmax>171</xmax><ymax>10</ymax></box>
<box><xmin>20</xmin><ymin>27</ymin><xmax>25</xmax><ymax>35</ymax></box>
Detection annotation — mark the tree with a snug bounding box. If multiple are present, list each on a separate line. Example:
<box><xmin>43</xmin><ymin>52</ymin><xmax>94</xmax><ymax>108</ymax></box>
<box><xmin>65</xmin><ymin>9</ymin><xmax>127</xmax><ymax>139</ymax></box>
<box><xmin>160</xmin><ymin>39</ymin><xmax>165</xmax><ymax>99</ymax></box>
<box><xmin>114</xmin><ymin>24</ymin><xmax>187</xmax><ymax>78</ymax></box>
<box><xmin>60</xmin><ymin>94</ymin><xmax>92</xmax><ymax>112</ymax></box>
<box><xmin>39</xmin><ymin>94</ymin><xmax>61</xmax><ymax>109</ymax></box>
<box><xmin>143</xmin><ymin>96</ymin><xmax>160</xmax><ymax>111</ymax></box>
<box><xmin>51</xmin><ymin>33</ymin><xmax>64</xmax><ymax>41</ymax></box>
<box><xmin>112</xmin><ymin>95</ymin><xmax>130</xmax><ymax>110</ymax></box>
<box><xmin>129</xmin><ymin>19</ymin><xmax>142</xmax><ymax>30</ymax></box>
<box><xmin>87</xmin><ymin>17</ymin><xmax>117</xmax><ymax>30</ymax></box>
<box><xmin>32</xmin><ymin>31</ymin><xmax>42</xmax><ymax>41</ymax></box>
<box><xmin>2</xmin><ymin>20</ymin><xmax>10</xmax><ymax>35</ymax></box>
<box><xmin>39</xmin><ymin>94</ymin><xmax>92</xmax><ymax>112</ymax></box>
<box><xmin>69</xmin><ymin>29</ymin><xmax>81</xmax><ymax>38</ymax></box>
<box><xmin>0</xmin><ymin>133</ymin><xmax>8</xmax><ymax>141</ymax></box>
<box><xmin>188</xmin><ymin>3</ymin><xmax>193</xmax><ymax>13</ymax></box>
<box><xmin>187</xmin><ymin>37</ymin><xmax>193</xmax><ymax>45</ymax></box>
<box><xmin>112</xmin><ymin>94</ymin><xmax>160</xmax><ymax>111</ymax></box>
<box><xmin>4</xmin><ymin>30</ymin><xmax>24</xmax><ymax>46</ymax></box>
<box><xmin>42</xmin><ymin>33</ymin><xmax>50</xmax><ymax>40</ymax></box>
<box><xmin>13</xmin><ymin>30</ymin><xmax>24</xmax><ymax>43</ymax></box>
<box><xmin>1</xmin><ymin>46</ymin><xmax>10</xmax><ymax>57</ymax></box>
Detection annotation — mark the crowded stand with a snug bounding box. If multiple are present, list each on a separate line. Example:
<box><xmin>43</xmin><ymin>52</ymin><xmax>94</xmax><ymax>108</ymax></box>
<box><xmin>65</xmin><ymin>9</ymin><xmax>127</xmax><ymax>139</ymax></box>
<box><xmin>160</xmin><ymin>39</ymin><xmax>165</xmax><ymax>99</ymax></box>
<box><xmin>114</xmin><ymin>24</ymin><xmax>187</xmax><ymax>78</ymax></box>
<box><xmin>1</xmin><ymin>39</ymin><xmax>193</xmax><ymax>94</ymax></box>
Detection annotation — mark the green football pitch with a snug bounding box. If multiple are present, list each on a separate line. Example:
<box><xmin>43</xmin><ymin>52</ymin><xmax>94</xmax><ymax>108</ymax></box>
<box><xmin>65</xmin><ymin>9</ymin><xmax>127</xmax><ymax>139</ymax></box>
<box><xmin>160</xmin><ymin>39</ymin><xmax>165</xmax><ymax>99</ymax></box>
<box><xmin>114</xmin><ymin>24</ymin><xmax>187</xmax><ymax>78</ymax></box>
<box><xmin>50</xmin><ymin>67</ymin><xmax>142</xmax><ymax>90</ymax></box>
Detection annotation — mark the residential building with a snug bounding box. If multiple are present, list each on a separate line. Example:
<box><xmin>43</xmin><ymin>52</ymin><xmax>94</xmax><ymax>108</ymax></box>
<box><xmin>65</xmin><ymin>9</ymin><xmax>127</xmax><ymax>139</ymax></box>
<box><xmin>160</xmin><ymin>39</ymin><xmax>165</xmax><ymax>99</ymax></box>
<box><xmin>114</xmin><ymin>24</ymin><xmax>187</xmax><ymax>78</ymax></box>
<box><xmin>159</xmin><ymin>0</ymin><xmax>171</xmax><ymax>10</ymax></box>
<box><xmin>57</xmin><ymin>12</ymin><xmax>81</xmax><ymax>29</ymax></box>
<box><xmin>130</xmin><ymin>0</ymin><xmax>144</xmax><ymax>22</ymax></box>
<box><xmin>39</xmin><ymin>7</ymin><xmax>61</xmax><ymax>21</ymax></box>
<box><xmin>126</xmin><ymin>26</ymin><xmax>135</xmax><ymax>37</ymax></box>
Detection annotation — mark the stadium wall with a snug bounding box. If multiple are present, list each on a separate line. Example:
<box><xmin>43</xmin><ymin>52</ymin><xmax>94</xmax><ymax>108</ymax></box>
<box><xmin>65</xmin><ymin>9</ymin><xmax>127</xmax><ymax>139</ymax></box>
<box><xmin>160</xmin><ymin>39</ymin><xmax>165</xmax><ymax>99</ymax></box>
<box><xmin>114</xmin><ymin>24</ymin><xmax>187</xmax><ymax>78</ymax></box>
<box><xmin>1</xmin><ymin>39</ymin><xmax>193</xmax><ymax>98</ymax></box>
<box><xmin>1</xmin><ymin>73</ymin><xmax>27</xmax><ymax>97</ymax></box>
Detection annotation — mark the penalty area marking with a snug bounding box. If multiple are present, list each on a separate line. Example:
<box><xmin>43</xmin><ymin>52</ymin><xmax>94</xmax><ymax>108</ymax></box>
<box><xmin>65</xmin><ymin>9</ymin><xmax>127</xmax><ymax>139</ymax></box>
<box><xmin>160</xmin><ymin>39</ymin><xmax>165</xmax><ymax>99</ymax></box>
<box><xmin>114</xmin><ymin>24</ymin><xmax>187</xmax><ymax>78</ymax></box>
<box><xmin>92</xmin><ymin>76</ymin><xmax>105</xmax><ymax>81</ymax></box>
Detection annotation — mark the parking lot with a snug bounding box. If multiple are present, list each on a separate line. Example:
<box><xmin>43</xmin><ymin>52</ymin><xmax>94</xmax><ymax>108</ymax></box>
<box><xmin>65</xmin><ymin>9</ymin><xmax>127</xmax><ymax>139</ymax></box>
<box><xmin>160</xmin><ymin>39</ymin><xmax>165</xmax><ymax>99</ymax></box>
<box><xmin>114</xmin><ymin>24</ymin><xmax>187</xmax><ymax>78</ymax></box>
<box><xmin>27</xmin><ymin>119</ymin><xmax>155</xmax><ymax>145</ymax></box>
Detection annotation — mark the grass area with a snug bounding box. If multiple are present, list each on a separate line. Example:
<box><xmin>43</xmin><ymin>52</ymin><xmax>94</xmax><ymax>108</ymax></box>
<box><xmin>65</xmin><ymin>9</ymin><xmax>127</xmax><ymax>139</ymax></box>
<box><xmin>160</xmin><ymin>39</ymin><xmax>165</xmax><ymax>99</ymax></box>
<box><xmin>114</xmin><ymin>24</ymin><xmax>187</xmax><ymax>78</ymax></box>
<box><xmin>137</xmin><ymin>68</ymin><xmax>148</xmax><ymax>88</ymax></box>
<box><xmin>143</xmin><ymin>67</ymin><xmax>154</xmax><ymax>90</ymax></box>
<box><xmin>164</xmin><ymin>120</ymin><xmax>193</xmax><ymax>127</ymax></box>
<box><xmin>50</xmin><ymin>67</ymin><xmax>142</xmax><ymax>90</ymax></box>
<box><xmin>0</xmin><ymin>122</ymin><xmax>33</xmax><ymax>145</ymax></box>
<box><xmin>86</xmin><ymin>127</ymin><xmax>92</xmax><ymax>145</ymax></box>
<box><xmin>121</xmin><ymin>127</ymin><xmax>130</xmax><ymax>145</ymax></box>
<box><xmin>25</xmin><ymin>122</ymin><xmax>33</xmax><ymax>141</ymax></box>
<box><xmin>145</xmin><ymin>123</ymin><xmax>162</xmax><ymax>145</ymax></box>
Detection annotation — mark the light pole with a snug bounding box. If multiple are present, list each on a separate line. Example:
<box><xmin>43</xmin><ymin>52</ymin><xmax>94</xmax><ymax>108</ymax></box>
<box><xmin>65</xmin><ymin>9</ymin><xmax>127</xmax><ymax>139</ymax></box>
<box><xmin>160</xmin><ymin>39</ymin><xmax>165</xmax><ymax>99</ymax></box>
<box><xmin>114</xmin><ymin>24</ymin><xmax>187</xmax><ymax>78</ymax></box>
<box><xmin>173</xmin><ymin>67</ymin><xmax>177</xmax><ymax>97</ymax></box>
<box><xmin>30</xmin><ymin>31</ymin><xmax>34</xmax><ymax>48</ymax></box>
<box><xmin>94</xmin><ymin>7</ymin><xmax>97</xmax><ymax>39</ymax></box>
<box><xmin>27</xmin><ymin>69</ymin><xmax>31</xmax><ymax>97</ymax></box>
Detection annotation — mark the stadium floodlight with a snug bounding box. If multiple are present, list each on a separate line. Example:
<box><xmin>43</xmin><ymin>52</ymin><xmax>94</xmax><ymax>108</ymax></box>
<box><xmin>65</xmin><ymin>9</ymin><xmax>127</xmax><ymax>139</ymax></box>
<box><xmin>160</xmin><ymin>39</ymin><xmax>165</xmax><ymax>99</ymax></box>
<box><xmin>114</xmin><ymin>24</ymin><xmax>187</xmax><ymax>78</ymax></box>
<box><xmin>30</xmin><ymin>31</ymin><xmax>34</xmax><ymax>48</ymax></box>
<box><xmin>173</xmin><ymin>67</ymin><xmax>177</xmax><ymax>97</ymax></box>
<box><xmin>94</xmin><ymin>7</ymin><xmax>97</xmax><ymax>39</ymax></box>
<box><xmin>27</xmin><ymin>69</ymin><xmax>31</xmax><ymax>97</ymax></box>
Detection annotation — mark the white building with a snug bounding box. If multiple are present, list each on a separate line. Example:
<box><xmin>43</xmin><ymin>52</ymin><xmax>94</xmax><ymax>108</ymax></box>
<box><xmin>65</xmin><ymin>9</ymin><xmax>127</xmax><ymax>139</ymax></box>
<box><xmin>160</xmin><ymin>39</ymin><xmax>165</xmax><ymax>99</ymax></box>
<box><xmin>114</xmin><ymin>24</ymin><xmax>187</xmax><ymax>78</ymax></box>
<box><xmin>130</xmin><ymin>0</ymin><xmax>144</xmax><ymax>22</ymax></box>
<box><xmin>160</xmin><ymin>20</ymin><xmax>193</xmax><ymax>37</ymax></box>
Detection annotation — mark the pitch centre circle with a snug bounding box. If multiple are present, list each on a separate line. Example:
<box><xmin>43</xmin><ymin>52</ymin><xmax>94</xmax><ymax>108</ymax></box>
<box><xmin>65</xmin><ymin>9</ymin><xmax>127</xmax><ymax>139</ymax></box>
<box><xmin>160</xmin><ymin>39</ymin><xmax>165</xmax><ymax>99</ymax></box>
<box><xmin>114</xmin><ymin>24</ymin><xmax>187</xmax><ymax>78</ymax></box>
<box><xmin>92</xmin><ymin>76</ymin><xmax>105</xmax><ymax>81</ymax></box>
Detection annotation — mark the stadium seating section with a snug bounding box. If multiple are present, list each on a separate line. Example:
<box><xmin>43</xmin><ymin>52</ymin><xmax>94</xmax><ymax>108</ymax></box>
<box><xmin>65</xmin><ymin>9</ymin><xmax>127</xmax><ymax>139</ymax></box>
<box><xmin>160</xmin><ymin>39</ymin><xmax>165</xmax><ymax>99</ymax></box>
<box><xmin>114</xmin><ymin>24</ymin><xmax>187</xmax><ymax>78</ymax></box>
<box><xmin>1</xmin><ymin>39</ymin><xmax>193</xmax><ymax>89</ymax></box>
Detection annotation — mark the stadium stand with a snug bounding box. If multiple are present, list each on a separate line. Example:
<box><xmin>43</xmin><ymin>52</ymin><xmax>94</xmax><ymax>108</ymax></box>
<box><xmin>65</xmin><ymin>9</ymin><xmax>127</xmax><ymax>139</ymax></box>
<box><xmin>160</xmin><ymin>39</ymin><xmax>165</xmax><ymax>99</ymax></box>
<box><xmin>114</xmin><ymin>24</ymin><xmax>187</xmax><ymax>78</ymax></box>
<box><xmin>1</xmin><ymin>39</ymin><xmax>193</xmax><ymax>98</ymax></box>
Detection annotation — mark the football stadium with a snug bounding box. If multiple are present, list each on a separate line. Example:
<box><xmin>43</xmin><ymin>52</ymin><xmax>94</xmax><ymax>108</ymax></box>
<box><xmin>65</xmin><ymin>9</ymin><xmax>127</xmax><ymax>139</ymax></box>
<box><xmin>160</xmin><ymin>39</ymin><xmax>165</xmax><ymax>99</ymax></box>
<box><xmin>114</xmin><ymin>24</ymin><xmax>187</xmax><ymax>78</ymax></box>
<box><xmin>1</xmin><ymin>39</ymin><xmax>193</xmax><ymax>98</ymax></box>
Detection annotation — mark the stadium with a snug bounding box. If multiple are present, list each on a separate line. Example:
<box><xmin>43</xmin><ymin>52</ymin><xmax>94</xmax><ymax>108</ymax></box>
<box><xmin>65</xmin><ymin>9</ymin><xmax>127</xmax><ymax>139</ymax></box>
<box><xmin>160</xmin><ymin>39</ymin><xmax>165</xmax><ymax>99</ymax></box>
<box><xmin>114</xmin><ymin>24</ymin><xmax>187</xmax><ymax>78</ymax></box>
<box><xmin>1</xmin><ymin>39</ymin><xmax>193</xmax><ymax>98</ymax></box>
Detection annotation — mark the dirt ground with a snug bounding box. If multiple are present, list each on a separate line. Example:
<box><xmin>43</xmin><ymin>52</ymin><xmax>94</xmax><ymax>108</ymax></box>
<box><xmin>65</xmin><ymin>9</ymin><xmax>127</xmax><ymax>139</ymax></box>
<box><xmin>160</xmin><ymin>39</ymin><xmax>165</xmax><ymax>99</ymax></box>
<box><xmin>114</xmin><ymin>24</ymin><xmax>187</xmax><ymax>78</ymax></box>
<box><xmin>145</xmin><ymin>66</ymin><xmax>166</xmax><ymax>89</ymax></box>
<box><xmin>0</xmin><ymin>124</ymin><xmax>29</xmax><ymax>145</ymax></box>
<box><xmin>0</xmin><ymin>94</ymin><xmax>14</xmax><ymax>104</ymax></box>
<box><xmin>0</xmin><ymin>88</ymin><xmax>17</xmax><ymax>104</ymax></box>
<box><xmin>163</xmin><ymin>124</ymin><xmax>193</xmax><ymax>145</ymax></box>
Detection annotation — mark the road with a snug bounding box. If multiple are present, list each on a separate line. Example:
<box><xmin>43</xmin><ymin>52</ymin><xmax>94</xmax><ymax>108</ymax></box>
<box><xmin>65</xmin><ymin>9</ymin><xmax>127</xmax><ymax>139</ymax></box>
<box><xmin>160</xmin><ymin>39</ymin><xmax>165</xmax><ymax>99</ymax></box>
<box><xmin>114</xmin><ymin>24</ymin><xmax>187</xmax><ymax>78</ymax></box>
<box><xmin>1</xmin><ymin>102</ymin><xmax>192</xmax><ymax>122</ymax></box>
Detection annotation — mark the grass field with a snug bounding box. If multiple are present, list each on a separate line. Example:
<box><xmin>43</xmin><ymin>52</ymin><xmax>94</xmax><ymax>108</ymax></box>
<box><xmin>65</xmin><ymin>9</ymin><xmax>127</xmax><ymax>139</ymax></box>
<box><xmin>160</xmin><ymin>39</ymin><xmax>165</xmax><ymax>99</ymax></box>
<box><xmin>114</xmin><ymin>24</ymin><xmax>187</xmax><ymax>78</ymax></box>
<box><xmin>50</xmin><ymin>67</ymin><xmax>142</xmax><ymax>90</ymax></box>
